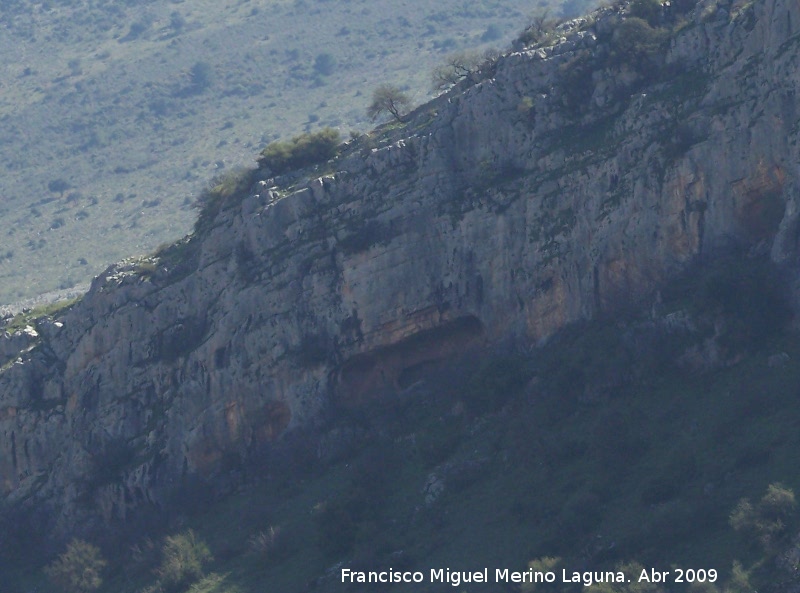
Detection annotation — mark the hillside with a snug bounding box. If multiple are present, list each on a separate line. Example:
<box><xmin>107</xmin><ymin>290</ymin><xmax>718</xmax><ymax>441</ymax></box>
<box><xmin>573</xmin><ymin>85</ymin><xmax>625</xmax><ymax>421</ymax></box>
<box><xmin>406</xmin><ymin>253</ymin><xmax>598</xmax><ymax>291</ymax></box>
<box><xmin>0</xmin><ymin>0</ymin><xmax>595</xmax><ymax>305</ymax></box>
<box><xmin>2</xmin><ymin>0</ymin><xmax>800</xmax><ymax>591</ymax></box>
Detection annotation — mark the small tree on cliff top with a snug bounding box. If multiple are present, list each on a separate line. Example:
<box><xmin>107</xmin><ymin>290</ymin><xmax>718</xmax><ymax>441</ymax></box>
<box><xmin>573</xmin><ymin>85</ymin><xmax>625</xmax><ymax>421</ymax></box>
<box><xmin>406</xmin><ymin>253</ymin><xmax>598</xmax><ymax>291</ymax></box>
<box><xmin>366</xmin><ymin>84</ymin><xmax>411</xmax><ymax>123</ymax></box>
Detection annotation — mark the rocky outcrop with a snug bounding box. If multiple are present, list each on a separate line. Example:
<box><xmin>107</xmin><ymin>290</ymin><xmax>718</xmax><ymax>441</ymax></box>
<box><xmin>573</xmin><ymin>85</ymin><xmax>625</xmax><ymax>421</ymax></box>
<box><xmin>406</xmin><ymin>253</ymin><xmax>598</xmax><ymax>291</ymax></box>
<box><xmin>1</xmin><ymin>0</ymin><xmax>799</xmax><ymax>533</ymax></box>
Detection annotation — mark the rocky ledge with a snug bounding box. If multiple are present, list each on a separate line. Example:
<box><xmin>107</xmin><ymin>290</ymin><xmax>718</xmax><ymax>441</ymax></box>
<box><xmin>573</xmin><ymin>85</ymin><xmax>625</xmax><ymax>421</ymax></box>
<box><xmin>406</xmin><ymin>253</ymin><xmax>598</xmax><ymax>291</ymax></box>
<box><xmin>1</xmin><ymin>0</ymin><xmax>799</xmax><ymax>535</ymax></box>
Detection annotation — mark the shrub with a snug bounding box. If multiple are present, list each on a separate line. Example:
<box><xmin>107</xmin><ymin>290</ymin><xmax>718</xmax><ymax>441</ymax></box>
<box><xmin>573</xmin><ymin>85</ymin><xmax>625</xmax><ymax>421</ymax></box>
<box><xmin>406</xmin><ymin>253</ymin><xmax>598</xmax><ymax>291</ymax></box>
<box><xmin>48</xmin><ymin>178</ymin><xmax>71</xmax><ymax>195</ymax></box>
<box><xmin>431</xmin><ymin>51</ymin><xmax>480</xmax><ymax>91</ymax></box>
<box><xmin>610</xmin><ymin>17</ymin><xmax>669</xmax><ymax>75</ymax></box>
<box><xmin>193</xmin><ymin>167</ymin><xmax>257</xmax><ymax>234</ymax></box>
<box><xmin>156</xmin><ymin>530</ymin><xmax>212</xmax><ymax>591</ymax></box>
<box><xmin>128</xmin><ymin>537</ymin><xmax>160</xmax><ymax>579</ymax></box>
<box><xmin>45</xmin><ymin>539</ymin><xmax>107</xmax><ymax>593</ymax></box>
<box><xmin>257</xmin><ymin>127</ymin><xmax>340</xmax><ymax>175</ymax></box>
<box><xmin>313</xmin><ymin>53</ymin><xmax>336</xmax><ymax>76</ymax></box>
<box><xmin>522</xmin><ymin>557</ymin><xmax>561</xmax><ymax>593</ymax></box>
<box><xmin>431</xmin><ymin>49</ymin><xmax>499</xmax><ymax>92</ymax></box>
<box><xmin>169</xmin><ymin>11</ymin><xmax>186</xmax><ymax>32</ymax></box>
<box><xmin>514</xmin><ymin>10</ymin><xmax>560</xmax><ymax>48</ymax></box>
<box><xmin>730</xmin><ymin>483</ymin><xmax>796</xmax><ymax>550</ymax></box>
<box><xmin>188</xmin><ymin>61</ymin><xmax>214</xmax><ymax>94</ymax></box>
<box><xmin>760</xmin><ymin>483</ymin><xmax>796</xmax><ymax>522</ymax></box>
<box><xmin>558</xmin><ymin>49</ymin><xmax>596</xmax><ymax>114</ymax></box>
<box><xmin>247</xmin><ymin>526</ymin><xmax>284</xmax><ymax>561</ymax></box>
<box><xmin>518</xmin><ymin>96</ymin><xmax>534</xmax><ymax>115</ymax></box>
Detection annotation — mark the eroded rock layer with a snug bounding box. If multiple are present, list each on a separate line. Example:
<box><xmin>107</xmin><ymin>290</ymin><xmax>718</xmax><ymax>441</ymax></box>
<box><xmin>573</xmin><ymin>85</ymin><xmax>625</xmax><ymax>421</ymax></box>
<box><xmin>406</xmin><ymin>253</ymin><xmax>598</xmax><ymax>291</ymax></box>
<box><xmin>1</xmin><ymin>0</ymin><xmax>799</xmax><ymax>531</ymax></box>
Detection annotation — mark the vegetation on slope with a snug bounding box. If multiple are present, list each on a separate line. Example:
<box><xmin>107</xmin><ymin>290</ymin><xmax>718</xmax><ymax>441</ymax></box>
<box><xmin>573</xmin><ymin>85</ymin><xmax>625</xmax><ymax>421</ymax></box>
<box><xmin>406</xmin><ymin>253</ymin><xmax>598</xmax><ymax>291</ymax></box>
<box><xmin>4</xmin><ymin>254</ymin><xmax>799</xmax><ymax>593</ymax></box>
<box><xmin>257</xmin><ymin>128</ymin><xmax>341</xmax><ymax>176</ymax></box>
<box><xmin>0</xmin><ymin>0</ymin><xmax>592</xmax><ymax>304</ymax></box>
<box><xmin>3</xmin><ymin>2</ymin><xmax>797</xmax><ymax>593</ymax></box>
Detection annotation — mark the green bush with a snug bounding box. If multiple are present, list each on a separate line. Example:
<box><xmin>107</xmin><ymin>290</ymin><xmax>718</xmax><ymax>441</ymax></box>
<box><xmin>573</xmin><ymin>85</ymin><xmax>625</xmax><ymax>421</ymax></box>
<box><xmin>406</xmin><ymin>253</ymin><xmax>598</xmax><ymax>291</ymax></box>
<box><xmin>725</xmin><ymin>561</ymin><xmax>754</xmax><ymax>593</ymax></box>
<box><xmin>522</xmin><ymin>557</ymin><xmax>561</xmax><ymax>593</ymax></box>
<box><xmin>187</xmin><ymin>61</ymin><xmax>214</xmax><ymax>94</ymax></box>
<box><xmin>730</xmin><ymin>483</ymin><xmax>796</xmax><ymax>551</ymax></box>
<box><xmin>558</xmin><ymin>50</ymin><xmax>595</xmax><ymax>114</ymax></box>
<box><xmin>257</xmin><ymin>128</ymin><xmax>340</xmax><ymax>175</ymax></box>
<box><xmin>45</xmin><ymin>539</ymin><xmax>107</xmax><ymax>593</ymax></box>
<box><xmin>313</xmin><ymin>53</ymin><xmax>336</xmax><ymax>76</ymax></box>
<box><xmin>760</xmin><ymin>483</ymin><xmax>797</xmax><ymax>522</ymax></box>
<box><xmin>247</xmin><ymin>526</ymin><xmax>285</xmax><ymax>563</ymax></box>
<box><xmin>366</xmin><ymin>84</ymin><xmax>412</xmax><ymax>122</ymax></box>
<box><xmin>193</xmin><ymin>167</ymin><xmax>257</xmax><ymax>234</ymax></box>
<box><xmin>610</xmin><ymin>17</ymin><xmax>669</xmax><ymax>75</ymax></box>
<box><xmin>156</xmin><ymin>530</ymin><xmax>212</xmax><ymax>592</ymax></box>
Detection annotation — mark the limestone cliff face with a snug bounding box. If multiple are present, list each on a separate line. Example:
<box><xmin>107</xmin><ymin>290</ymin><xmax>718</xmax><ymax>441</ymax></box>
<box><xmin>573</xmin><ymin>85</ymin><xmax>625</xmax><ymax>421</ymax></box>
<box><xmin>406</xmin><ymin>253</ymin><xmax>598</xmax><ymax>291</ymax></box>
<box><xmin>1</xmin><ymin>0</ymin><xmax>799</xmax><ymax>531</ymax></box>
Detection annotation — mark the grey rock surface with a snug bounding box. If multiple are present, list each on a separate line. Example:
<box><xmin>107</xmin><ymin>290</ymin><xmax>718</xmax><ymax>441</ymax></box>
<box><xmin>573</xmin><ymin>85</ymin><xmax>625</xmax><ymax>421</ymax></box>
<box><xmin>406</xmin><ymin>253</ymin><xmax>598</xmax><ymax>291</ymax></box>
<box><xmin>1</xmin><ymin>0</ymin><xmax>799</xmax><ymax>533</ymax></box>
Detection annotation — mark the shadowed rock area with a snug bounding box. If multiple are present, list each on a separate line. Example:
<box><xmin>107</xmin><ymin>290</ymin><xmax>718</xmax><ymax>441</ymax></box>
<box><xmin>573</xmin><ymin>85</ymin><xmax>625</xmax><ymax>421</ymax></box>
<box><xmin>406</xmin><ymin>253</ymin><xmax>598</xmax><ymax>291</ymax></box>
<box><xmin>1</xmin><ymin>0</ymin><xmax>800</xmax><ymax>539</ymax></box>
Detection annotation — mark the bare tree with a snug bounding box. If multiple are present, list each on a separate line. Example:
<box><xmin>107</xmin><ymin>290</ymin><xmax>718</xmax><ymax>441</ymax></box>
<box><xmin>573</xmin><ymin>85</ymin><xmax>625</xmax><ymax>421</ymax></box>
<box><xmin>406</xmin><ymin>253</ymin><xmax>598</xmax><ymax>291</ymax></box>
<box><xmin>531</xmin><ymin>9</ymin><xmax>553</xmax><ymax>35</ymax></box>
<box><xmin>431</xmin><ymin>49</ymin><xmax>500</xmax><ymax>92</ymax></box>
<box><xmin>366</xmin><ymin>84</ymin><xmax>412</xmax><ymax>123</ymax></box>
<box><xmin>515</xmin><ymin>9</ymin><xmax>560</xmax><ymax>48</ymax></box>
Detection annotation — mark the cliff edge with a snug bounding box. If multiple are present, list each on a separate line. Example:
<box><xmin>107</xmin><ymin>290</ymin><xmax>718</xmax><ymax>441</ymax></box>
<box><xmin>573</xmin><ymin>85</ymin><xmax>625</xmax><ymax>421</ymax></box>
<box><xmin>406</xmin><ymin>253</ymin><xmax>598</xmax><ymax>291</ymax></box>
<box><xmin>1</xmin><ymin>0</ymin><xmax>799</xmax><ymax>534</ymax></box>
